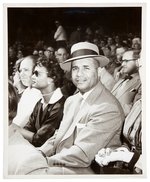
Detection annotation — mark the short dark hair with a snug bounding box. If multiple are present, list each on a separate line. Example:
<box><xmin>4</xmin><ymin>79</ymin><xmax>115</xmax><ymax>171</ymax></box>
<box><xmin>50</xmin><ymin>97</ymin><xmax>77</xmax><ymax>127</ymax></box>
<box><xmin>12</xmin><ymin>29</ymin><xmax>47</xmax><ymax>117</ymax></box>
<box><xmin>36</xmin><ymin>56</ymin><xmax>64</xmax><ymax>88</ymax></box>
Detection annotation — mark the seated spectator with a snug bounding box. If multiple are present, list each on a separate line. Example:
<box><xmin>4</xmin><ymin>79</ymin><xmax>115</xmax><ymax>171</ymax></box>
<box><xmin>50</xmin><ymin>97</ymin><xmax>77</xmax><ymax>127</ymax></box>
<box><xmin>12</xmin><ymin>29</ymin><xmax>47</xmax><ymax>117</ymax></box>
<box><xmin>115</xmin><ymin>47</ymin><xmax>127</xmax><ymax>64</ymax></box>
<box><xmin>13</xmin><ymin>67</ymin><xmax>26</xmax><ymax>97</ymax></box>
<box><xmin>132</xmin><ymin>37</ymin><xmax>141</xmax><ymax>49</ymax></box>
<box><xmin>104</xmin><ymin>45</ymin><xmax>119</xmax><ymax>76</ymax></box>
<box><xmin>106</xmin><ymin>37</ymin><xmax>116</xmax><ymax>56</ymax></box>
<box><xmin>38</xmin><ymin>50</ymin><xmax>44</xmax><ymax>57</ymax></box>
<box><xmin>11</xmin><ymin>56</ymin><xmax>66</xmax><ymax>147</ymax></box>
<box><xmin>8</xmin><ymin>42</ymin><xmax>124</xmax><ymax>175</ymax></box>
<box><xmin>114</xmin><ymin>35</ymin><xmax>121</xmax><ymax>48</ymax></box>
<box><xmin>55</xmin><ymin>47</ymin><xmax>69</xmax><ymax>66</ymax></box>
<box><xmin>11</xmin><ymin>57</ymin><xmax>26</xmax><ymax>97</ymax></box>
<box><xmin>55</xmin><ymin>47</ymin><xmax>76</xmax><ymax>96</ymax></box>
<box><xmin>16</xmin><ymin>49</ymin><xmax>24</xmax><ymax>60</ymax></box>
<box><xmin>33</xmin><ymin>49</ymin><xmax>39</xmax><ymax>56</ymax></box>
<box><xmin>44</xmin><ymin>46</ymin><xmax>55</xmax><ymax>60</ymax></box>
<box><xmin>92</xmin><ymin>56</ymin><xmax>142</xmax><ymax>174</ymax></box>
<box><xmin>8</xmin><ymin>81</ymin><xmax>19</xmax><ymax>125</ymax></box>
<box><xmin>13</xmin><ymin>56</ymin><xmax>42</xmax><ymax>127</ymax></box>
<box><xmin>113</xmin><ymin>47</ymin><xmax>127</xmax><ymax>81</ymax></box>
<box><xmin>111</xmin><ymin>50</ymin><xmax>141</xmax><ymax>116</ymax></box>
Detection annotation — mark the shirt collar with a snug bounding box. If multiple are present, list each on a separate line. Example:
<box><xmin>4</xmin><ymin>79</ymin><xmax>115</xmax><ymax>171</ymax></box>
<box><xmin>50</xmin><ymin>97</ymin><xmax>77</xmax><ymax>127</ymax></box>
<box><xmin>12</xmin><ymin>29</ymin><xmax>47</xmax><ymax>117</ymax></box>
<box><xmin>41</xmin><ymin>88</ymin><xmax>63</xmax><ymax>104</ymax></box>
<box><xmin>79</xmin><ymin>87</ymin><xmax>95</xmax><ymax>101</ymax></box>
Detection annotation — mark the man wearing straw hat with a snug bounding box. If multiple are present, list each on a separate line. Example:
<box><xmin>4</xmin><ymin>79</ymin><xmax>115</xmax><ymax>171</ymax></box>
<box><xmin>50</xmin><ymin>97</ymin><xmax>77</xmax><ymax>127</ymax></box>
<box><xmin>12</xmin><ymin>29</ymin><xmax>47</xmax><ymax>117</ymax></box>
<box><xmin>8</xmin><ymin>42</ymin><xmax>125</xmax><ymax>175</ymax></box>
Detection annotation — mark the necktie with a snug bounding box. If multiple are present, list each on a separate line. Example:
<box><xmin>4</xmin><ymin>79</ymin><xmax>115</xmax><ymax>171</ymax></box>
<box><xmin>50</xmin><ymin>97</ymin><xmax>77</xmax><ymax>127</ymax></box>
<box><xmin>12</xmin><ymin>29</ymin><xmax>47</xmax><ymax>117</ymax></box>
<box><xmin>123</xmin><ymin>74</ymin><xmax>133</xmax><ymax>80</ymax></box>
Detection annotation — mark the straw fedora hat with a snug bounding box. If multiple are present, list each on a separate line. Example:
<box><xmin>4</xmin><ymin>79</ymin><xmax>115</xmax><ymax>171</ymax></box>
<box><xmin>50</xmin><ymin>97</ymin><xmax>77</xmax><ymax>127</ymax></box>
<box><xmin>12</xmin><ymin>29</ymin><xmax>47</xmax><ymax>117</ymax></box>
<box><xmin>64</xmin><ymin>42</ymin><xmax>109</xmax><ymax>69</ymax></box>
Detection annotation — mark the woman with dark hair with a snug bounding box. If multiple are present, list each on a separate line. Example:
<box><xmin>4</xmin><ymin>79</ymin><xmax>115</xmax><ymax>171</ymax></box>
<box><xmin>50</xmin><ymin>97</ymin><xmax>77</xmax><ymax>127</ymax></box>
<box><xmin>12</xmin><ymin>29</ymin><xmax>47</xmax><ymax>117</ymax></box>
<box><xmin>8</xmin><ymin>81</ymin><xmax>19</xmax><ymax>125</ymax></box>
<box><xmin>11</xmin><ymin>56</ymin><xmax>66</xmax><ymax>147</ymax></box>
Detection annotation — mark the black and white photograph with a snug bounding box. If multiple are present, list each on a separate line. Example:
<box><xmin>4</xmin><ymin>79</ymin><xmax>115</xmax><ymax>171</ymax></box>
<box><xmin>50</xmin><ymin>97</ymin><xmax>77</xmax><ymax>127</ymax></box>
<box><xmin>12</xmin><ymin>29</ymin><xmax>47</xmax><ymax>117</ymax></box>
<box><xmin>2</xmin><ymin>2</ymin><xmax>147</xmax><ymax>179</ymax></box>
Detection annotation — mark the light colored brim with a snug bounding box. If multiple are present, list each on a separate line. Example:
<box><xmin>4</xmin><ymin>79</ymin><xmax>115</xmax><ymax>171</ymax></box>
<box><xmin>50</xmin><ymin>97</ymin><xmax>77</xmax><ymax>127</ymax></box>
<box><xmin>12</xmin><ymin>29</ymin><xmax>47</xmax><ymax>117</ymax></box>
<box><xmin>64</xmin><ymin>55</ymin><xmax>110</xmax><ymax>69</ymax></box>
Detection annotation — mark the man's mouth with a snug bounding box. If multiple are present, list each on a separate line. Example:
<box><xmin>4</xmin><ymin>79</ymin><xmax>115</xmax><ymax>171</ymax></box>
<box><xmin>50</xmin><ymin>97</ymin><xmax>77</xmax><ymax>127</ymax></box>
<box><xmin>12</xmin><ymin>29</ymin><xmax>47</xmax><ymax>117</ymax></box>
<box><xmin>76</xmin><ymin>80</ymin><xmax>86</xmax><ymax>84</ymax></box>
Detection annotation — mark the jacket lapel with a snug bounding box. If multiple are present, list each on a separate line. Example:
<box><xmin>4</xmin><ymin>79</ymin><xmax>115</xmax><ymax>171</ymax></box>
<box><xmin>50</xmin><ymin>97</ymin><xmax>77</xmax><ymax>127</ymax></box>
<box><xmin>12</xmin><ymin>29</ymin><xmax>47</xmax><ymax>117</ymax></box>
<box><xmin>111</xmin><ymin>78</ymin><xmax>125</xmax><ymax>93</ymax></box>
<box><xmin>53</xmin><ymin>94</ymin><xmax>83</xmax><ymax>147</ymax></box>
<box><xmin>60</xmin><ymin>101</ymin><xmax>90</xmax><ymax>142</ymax></box>
<box><xmin>115</xmin><ymin>74</ymin><xmax>140</xmax><ymax>99</ymax></box>
<box><xmin>55</xmin><ymin>82</ymin><xmax>104</xmax><ymax>146</ymax></box>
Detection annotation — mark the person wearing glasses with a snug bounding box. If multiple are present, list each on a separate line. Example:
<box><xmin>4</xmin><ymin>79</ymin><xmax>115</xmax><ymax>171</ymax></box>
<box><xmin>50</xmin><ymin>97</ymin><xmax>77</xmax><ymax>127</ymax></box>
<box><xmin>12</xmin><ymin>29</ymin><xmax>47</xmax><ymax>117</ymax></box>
<box><xmin>93</xmin><ymin>55</ymin><xmax>142</xmax><ymax>174</ymax></box>
<box><xmin>111</xmin><ymin>50</ymin><xmax>141</xmax><ymax>116</ymax></box>
<box><xmin>11</xmin><ymin>56</ymin><xmax>66</xmax><ymax>147</ymax></box>
<box><xmin>44</xmin><ymin>46</ymin><xmax>55</xmax><ymax>60</ymax></box>
<box><xmin>8</xmin><ymin>42</ymin><xmax>125</xmax><ymax>175</ymax></box>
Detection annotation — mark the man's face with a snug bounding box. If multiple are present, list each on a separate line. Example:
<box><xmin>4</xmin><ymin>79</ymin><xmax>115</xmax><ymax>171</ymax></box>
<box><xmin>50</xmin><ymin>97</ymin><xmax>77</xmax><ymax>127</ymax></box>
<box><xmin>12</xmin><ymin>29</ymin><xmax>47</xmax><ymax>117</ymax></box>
<box><xmin>56</xmin><ymin>48</ymin><xmax>68</xmax><ymax>63</ymax></box>
<box><xmin>9</xmin><ymin>48</ymin><xmax>15</xmax><ymax>58</ymax></box>
<box><xmin>31</xmin><ymin>65</ymin><xmax>50</xmax><ymax>91</ymax></box>
<box><xmin>116</xmin><ymin>48</ymin><xmax>126</xmax><ymax>62</ymax></box>
<box><xmin>19</xmin><ymin>58</ymin><xmax>34</xmax><ymax>87</ymax></box>
<box><xmin>71</xmin><ymin>58</ymin><xmax>99</xmax><ymax>94</ymax></box>
<box><xmin>45</xmin><ymin>47</ymin><xmax>54</xmax><ymax>58</ymax></box>
<box><xmin>121</xmin><ymin>52</ymin><xmax>137</xmax><ymax>74</ymax></box>
<box><xmin>100</xmin><ymin>41</ymin><xmax>105</xmax><ymax>48</ymax></box>
<box><xmin>17</xmin><ymin>50</ymin><xmax>23</xmax><ymax>59</ymax></box>
<box><xmin>107</xmin><ymin>38</ymin><xmax>113</xmax><ymax>45</ymax></box>
<box><xmin>39</xmin><ymin>50</ymin><xmax>44</xmax><ymax>57</ymax></box>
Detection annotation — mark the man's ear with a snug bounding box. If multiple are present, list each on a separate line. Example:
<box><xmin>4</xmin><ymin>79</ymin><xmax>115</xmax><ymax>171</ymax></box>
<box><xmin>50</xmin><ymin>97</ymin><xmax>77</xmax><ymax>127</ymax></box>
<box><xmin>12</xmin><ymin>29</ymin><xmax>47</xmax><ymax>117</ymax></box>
<box><xmin>47</xmin><ymin>77</ymin><xmax>53</xmax><ymax>85</ymax></box>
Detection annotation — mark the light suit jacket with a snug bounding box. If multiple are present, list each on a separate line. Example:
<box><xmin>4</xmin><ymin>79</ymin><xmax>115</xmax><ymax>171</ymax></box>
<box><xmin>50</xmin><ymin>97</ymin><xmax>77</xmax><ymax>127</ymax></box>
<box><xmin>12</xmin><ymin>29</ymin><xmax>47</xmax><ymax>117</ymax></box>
<box><xmin>111</xmin><ymin>73</ymin><xmax>141</xmax><ymax>116</ymax></box>
<box><xmin>100</xmin><ymin>67</ymin><xmax>116</xmax><ymax>91</ymax></box>
<box><xmin>40</xmin><ymin>82</ymin><xmax>125</xmax><ymax>173</ymax></box>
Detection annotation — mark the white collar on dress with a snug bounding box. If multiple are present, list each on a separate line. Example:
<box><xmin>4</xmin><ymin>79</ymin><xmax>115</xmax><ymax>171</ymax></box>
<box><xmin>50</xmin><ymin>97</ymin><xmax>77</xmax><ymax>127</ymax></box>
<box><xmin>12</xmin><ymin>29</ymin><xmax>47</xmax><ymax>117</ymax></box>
<box><xmin>41</xmin><ymin>88</ymin><xmax>63</xmax><ymax>104</ymax></box>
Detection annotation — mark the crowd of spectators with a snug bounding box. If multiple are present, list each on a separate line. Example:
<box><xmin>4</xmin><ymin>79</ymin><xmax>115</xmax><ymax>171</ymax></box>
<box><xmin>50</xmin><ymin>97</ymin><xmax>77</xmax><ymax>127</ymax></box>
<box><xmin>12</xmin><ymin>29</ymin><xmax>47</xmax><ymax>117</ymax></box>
<box><xmin>8</xmin><ymin>20</ymin><xmax>142</xmax><ymax>175</ymax></box>
<box><xmin>8</xmin><ymin>20</ymin><xmax>141</xmax><ymax>80</ymax></box>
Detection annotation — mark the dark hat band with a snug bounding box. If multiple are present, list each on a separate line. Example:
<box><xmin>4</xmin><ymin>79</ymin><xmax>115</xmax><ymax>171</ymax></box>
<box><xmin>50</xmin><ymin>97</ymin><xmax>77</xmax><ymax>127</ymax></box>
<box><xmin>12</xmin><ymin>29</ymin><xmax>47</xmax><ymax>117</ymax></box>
<box><xmin>71</xmin><ymin>49</ymin><xmax>98</xmax><ymax>58</ymax></box>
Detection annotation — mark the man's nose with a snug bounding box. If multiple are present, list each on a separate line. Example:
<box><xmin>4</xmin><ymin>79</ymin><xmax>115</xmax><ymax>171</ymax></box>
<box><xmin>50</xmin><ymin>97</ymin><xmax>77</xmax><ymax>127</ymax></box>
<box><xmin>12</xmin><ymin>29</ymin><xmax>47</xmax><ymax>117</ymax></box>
<box><xmin>76</xmin><ymin>68</ymin><xmax>83</xmax><ymax>76</ymax></box>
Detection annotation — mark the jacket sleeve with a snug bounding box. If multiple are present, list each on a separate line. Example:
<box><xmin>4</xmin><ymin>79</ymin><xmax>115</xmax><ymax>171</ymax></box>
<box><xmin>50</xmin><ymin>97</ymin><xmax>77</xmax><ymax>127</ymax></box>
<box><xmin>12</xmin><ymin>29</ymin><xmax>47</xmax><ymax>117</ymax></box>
<box><xmin>38</xmin><ymin>97</ymin><xmax>72</xmax><ymax>155</ymax></box>
<box><xmin>47</xmin><ymin>103</ymin><xmax>124</xmax><ymax>167</ymax></box>
<box><xmin>31</xmin><ymin>102</ymin><xmax>64</xmax><ymax>147</ymax></box>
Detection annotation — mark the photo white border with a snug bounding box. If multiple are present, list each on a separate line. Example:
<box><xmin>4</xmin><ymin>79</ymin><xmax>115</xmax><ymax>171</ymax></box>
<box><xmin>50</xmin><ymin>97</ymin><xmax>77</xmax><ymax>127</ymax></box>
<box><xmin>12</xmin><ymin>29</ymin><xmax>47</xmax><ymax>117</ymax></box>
<box><xmin>1</xmin><ymin>0</ymin><xmax>150</xmax><ymax>181</ymax></box>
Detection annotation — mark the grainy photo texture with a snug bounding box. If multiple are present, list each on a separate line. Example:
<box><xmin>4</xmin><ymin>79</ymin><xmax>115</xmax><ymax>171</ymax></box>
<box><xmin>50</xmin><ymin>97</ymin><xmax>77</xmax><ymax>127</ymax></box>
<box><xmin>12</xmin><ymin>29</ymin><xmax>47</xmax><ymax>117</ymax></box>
<box><xmin>5</xmin><ymin>4</ymin><xmax>144</xmax><ymax>178</ymax></box>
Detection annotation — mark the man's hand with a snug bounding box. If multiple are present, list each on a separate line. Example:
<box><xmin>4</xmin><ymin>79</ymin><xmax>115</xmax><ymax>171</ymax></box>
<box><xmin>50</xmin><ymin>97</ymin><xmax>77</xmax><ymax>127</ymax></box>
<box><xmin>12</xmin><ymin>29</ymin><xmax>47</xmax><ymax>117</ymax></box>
<box><xmin>95</xmin><ymin>147</ymin><xmax>134</xmax><ymax>166</ymax></box>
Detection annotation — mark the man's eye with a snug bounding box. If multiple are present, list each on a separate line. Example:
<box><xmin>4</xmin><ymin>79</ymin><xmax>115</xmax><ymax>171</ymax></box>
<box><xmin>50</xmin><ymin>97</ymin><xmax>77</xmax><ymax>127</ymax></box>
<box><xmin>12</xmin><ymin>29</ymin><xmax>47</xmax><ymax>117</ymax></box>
<box><xmin>72</xmin><ymin>67</ymin><xmax>77</xmax><ymax>71</ymax></box>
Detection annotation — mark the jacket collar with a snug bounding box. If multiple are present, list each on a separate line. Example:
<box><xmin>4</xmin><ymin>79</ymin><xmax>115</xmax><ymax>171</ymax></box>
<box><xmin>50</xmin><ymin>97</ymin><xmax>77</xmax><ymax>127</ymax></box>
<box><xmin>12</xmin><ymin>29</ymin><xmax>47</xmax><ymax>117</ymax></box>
<box><xmin>41</xmin><ymin>88</ymin><xmax>63</xmax><ymax>104</ymax></box>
